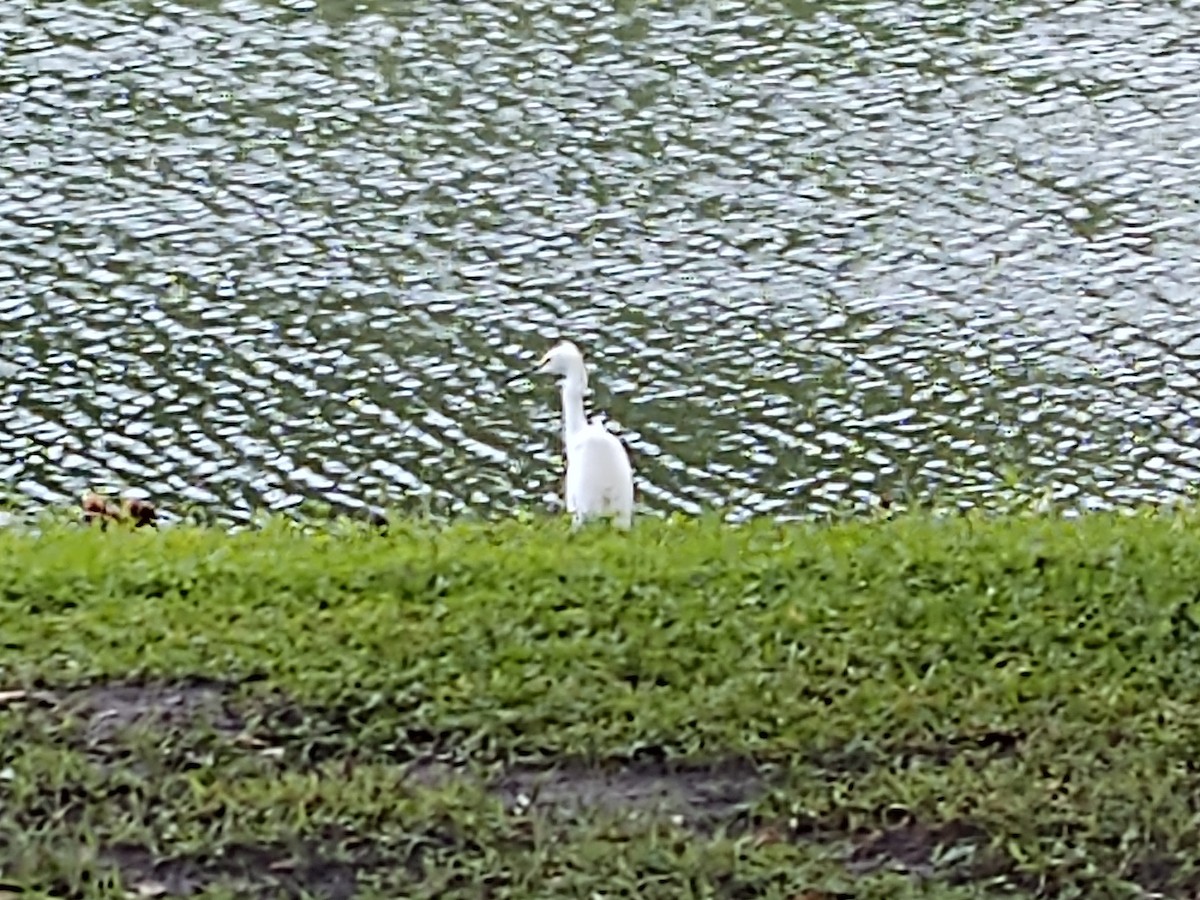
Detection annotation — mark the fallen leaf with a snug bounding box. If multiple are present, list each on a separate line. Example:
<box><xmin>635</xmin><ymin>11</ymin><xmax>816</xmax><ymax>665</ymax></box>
<box><xmin>754</xmin><ymin>826</ymin><xmax>783</xmax><ymax>845</ymax></box>
<box><xmin>0</xmin><ymin>689</ymin><xmax>55</xmax><ymax>708</ymax></box>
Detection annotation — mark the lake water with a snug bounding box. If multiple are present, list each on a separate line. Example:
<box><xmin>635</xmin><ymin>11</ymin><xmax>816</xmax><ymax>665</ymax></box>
<box><xmin>2</xmin><ymin>0</ymin><xmax>1200</xmax><ymax>523</ymax></box>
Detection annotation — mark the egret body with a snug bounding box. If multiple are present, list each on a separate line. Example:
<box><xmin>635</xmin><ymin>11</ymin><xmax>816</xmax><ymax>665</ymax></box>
<box><xmin>536</xmin><ymin>341</ymin><xmax>634</xmax><ymax>529</ymax></box>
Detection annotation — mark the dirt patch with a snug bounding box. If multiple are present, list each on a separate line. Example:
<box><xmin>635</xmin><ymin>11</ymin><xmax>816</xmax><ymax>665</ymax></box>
<box><xmin>847</xmin><ymin>817</ymin><xmax>990</xmax><ymax>877</ymax></box>
<box><xmin>1</xmin><ymin>677</ymin><xmax>248</xmax><ymax>746</ymax></box>
<box><xmin>493</xmin><ymin>757</ymin><xmax>767</xmax><ymax>826</ymax></box>
<box><xmin>105</xmin><ymin>842</ymin><xmax>371</xmax><ymax>900</ymax></box>
<box><xmin>810</xmin><ymin>728</ymin><xmax>1027</xmax><ymax>774</ymax></box>
<box><xmin>59</xmin><ymin>676</ymin><xmax>247</xmax><ymax>743</ymax></box>
<box><xmin>3</xmin><ymin>678</ymin><xmax>475</xmax><ymax>773</ymax></box>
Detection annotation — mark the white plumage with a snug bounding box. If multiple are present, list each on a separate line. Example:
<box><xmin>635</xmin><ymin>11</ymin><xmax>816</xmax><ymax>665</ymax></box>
<box><xmin>536</xmin><ymin>340</ymin><xmax>634</xmax><ymax>530</ymax></box>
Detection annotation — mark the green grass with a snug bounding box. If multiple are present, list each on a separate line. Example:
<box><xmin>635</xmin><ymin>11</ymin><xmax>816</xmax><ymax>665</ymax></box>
<box><xmin>3</xmin><ymin>510</ymin><xmax>1200</xmax><ymax>897</ymax></box>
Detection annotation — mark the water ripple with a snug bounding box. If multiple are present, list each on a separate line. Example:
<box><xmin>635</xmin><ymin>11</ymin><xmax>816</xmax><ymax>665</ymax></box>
<box><xmin>1</xmin><ymin>0</ymin><xmax>1200</xmax><ymax>521</ymax></box>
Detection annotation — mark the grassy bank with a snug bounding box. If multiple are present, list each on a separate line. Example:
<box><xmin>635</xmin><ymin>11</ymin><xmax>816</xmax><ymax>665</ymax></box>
<box><xmin>3</xmin><ymin>511</ymin><xmax>1200</xmax><ymax>898</ymax></box>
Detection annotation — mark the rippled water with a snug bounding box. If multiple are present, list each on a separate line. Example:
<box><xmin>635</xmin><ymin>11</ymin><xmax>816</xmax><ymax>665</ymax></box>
<box><xmin>2</xmin><ymin>0</ymin><xmax>1200</xmax><ymax>522</ymax></box>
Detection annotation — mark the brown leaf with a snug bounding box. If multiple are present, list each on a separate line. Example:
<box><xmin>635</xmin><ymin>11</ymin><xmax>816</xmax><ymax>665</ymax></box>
<box><xmin>754</xmin><ymin>826</ymin><xmax>784</xmax><ymax>845</ymax></box>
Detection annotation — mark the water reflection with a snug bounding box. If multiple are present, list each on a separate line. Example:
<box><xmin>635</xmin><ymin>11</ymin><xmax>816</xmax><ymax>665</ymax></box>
<box><xmin>1</xmin><ymin>0</ymin><xmax>1199</xmax><ymax>522</ymax></box>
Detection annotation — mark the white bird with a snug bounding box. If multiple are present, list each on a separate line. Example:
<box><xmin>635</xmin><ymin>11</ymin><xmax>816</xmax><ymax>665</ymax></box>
<box><xmin>534</xmin><ymin>340</ymin><xmax>634</xmax><ymax>530</ymax></box>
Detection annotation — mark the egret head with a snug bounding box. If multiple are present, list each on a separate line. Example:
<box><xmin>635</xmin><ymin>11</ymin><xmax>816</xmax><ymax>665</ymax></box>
<box><xmin>536</xmin><ymin>340</ymin><xmax>588</xmax><ymax>389</ymax></box>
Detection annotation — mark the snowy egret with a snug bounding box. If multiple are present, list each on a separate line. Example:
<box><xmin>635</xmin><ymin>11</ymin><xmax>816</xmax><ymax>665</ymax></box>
<box><xmin>533</xmin><ymin>340</ymin><xmax>634</xmax><ymax>530</ymax></box>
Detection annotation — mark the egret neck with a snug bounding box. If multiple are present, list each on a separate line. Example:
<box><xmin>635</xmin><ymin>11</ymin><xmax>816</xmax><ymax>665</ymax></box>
<box><xmin>558</xmin><ymin>365</ymin><xmax>589</xmax><ymax>448</ymax></box>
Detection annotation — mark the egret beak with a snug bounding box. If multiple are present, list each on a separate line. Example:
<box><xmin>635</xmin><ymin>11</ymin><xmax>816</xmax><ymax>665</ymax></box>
<box><xmin>505</xmin><ymin>357</ymin><xmax>546</xmax><ymax>386</ymax></box>
<box><xmin>505</xmin><ymin>352</ymin><xmax>555</xmax><ymax>388</ymax></box>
